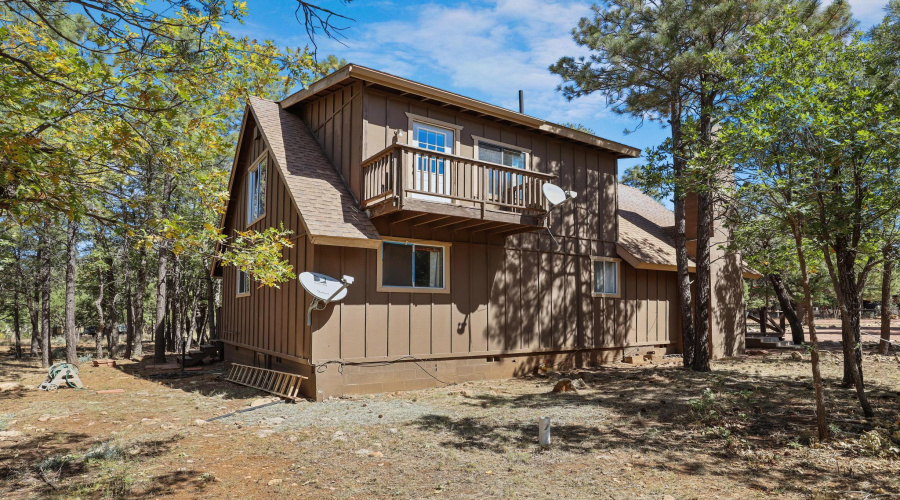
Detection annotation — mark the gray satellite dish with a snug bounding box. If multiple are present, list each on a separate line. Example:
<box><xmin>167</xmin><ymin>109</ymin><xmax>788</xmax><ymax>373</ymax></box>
<box><xmin>299</xmin><ymin>272</ymin><xmax>355</xmax><ymax>325</ymax></box>
<box><xmin>541</xmin><ymin>183</ymin><xmax>577</xmax><ymax>247</ymax></box>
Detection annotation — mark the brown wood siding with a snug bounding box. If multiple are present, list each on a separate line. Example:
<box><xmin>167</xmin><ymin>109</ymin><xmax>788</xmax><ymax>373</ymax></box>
<box><xmin>310</xmin><ymin>240</ymin><xmax>680</xmax><ymax>362</ymax></box>
<box><xmin>303</xmin><ymin>82</ymin><xmax>365</xmax><ymax>202</ymax></box>
<box><xmin>223</xmin><ymin>87</ymin><xmax>683</xmax><ymax>369</ymax></box>
<box><xmin>219</xmin><ymin>118</ymin><xmax>312</xmax><ymax>361</ymax></box>
<box><xmin>359</xmin><ymin>87</ymin><xmax>619</xmax><ymax>250</ymax></box>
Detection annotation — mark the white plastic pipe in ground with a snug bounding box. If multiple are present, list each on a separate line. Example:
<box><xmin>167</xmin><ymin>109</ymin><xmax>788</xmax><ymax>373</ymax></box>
<box><xmin>539</xmin><ymin>417</ymin><xmax>551</xmax><ymax>447</ymax></box>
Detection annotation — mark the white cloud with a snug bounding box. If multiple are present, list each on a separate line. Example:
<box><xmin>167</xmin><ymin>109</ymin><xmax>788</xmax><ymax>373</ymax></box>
<box><xmin>848</xmin><ymin>0</ymin><xmax>890</xmax><ymax>28</ymax></box>
<box><xmin>314</xmin><ymin>0</ymin><xmax>612</xmax><ymax>128</ymax></box>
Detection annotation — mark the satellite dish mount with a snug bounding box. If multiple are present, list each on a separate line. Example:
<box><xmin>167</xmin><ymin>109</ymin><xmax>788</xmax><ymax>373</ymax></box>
<box><xmin>299</xmin><ymin>272</ymin><xmax>355</xmax><ymax>326</ymax></box>
<box><xmin>541</xmin><ymin>183</ymin><xmax>577</xmax><ymax>247</ymax></box>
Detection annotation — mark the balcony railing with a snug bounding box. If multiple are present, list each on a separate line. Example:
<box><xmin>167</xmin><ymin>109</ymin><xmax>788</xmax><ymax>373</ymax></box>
<box><xmin>361</xmin><ymin>144</ymin><xmax>556</xmax><ymax>217</ymax></box>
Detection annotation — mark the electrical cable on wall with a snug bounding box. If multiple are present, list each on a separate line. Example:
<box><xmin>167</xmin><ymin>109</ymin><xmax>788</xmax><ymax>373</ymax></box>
<box><xmin>313</xmin><ymin>355</ymin><xmax>453</xmax><ymax>386</ymax></box>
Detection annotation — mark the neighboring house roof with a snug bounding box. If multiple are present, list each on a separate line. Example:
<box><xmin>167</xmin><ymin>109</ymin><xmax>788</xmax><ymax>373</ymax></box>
<box><xmin>616</xmin><ymin>184</ymin><xmax>695</xmax><ymax>273</ymax></box>
<box><xmin>280</xmin><ymin>64</ymin><xmax>641</xmax><ymax>159</ymax></box>
<box><xmin>248</xmin><ymin>97</ymin><xmax>381</xmax><ymax>248</ymax></box>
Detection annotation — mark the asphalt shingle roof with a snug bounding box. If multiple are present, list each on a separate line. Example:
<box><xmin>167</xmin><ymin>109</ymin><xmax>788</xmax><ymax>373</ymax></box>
<box><xmin>616</xmin><ymin>184</ymin><xmax>691</xmax><ymax>269</ymax></box>
<box><xmin>248</xmin><ymin>97</ymin><xmax>380</xmax><ymax>244</ymax></box>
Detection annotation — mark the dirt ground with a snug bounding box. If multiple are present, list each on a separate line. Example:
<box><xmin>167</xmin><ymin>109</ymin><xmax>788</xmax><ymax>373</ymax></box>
<box><xmin>1</xmin><ymin>339</ymin><xmax>899</xmax><ymax>499</ymax></box>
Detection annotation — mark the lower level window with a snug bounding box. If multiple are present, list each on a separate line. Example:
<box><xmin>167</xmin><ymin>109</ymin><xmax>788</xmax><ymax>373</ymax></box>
<box><xmin>380</xmin><ymin>241</ymin><xmax>447</xmax><ymax>290</ymax></box>
<box><xmin>592</xmin><ymin>258</ymin><xmax>619</xmax><ymax>296</ymax></box>
<box><xmin>237</xmin><ymin>269</ymin><xmax>250</xmax><ymax>296</ymax></box>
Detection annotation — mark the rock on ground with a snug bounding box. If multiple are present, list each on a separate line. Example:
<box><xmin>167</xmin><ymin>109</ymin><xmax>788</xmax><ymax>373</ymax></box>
<box><xmin>552</xmin><ymin>379</ymin><xmax>577</xmax><ymax>393</ymax></box>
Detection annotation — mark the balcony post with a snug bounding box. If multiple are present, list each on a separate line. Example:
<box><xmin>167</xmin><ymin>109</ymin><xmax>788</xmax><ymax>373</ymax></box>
<box><xmin>398</xmin><ymin>148</ymin><xmax>407</xmax><ymax>210</ymax></box>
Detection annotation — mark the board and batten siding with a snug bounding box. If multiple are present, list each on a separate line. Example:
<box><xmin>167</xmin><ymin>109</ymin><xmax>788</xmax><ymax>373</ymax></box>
<box><xmin>302</xmin><ymin>81</ymin><xmax>365</xmax><ymax>202</ymax></box>
<box><xmin>309</xmin><ymin>242</ymin><xmax>681</xmax><ymax>362</ymax></box>
<box><xmin>221</xmin><ymin>86</ymin><xmax>681</xmax><ymax>369</ymax></box>
<box><xmin>299</xmin><ymin>86</ymin><xmax>679</xmax><ymax>363</ymax></box>
<box><xmin>219</xmin><ymin>118</ymin><xmax>313</xmax><ymax>362</ymax></box>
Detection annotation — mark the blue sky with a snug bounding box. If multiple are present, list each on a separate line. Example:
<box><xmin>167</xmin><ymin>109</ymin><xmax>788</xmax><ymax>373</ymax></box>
<box><xmin>236</xmin><ymin>0</ymin><xmax>891</xmax><ymax>177</ymax></box>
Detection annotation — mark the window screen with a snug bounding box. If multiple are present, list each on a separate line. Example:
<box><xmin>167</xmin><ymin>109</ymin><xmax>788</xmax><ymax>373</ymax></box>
<box><xmin>381</xmin><ymin>242</ymin><xmax>446</xmax><ymax>289</ymax></box>
<box><xmin>593</xmin><ymin>260</ymin><xmax>618</xmax><ymax>295</ymax></box>
<box><xmin>382</xmin><ymin>242</ymin><xmax>414</xmax><ymax>287</ymax></box>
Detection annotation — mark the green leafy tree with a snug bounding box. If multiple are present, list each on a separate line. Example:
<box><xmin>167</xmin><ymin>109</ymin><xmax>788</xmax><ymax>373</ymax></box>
<box><xmin>715</xmin><ymin>12</ymin><xmax>900</xmax><ymax>430</ymax></box>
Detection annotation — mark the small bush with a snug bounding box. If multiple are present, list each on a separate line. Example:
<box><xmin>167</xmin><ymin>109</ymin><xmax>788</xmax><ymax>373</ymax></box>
<box><xmin>688</xmin><ymin>388</ymin><xmax>724</xmax><ymax>424</ymax></box>
<box><xmin>859</xmin><ymin>430</ymin><xmax>900</xmax><ymax>457</ymax></box>
<box><xmin>84</xmin><ymin>441</ymin><xmax>124</xmax><ymax>462</ymax></box>
<box><xmin>36</xmin><ymin>454</ymin><xmax>74</xmax><ymax>472</ymax></box>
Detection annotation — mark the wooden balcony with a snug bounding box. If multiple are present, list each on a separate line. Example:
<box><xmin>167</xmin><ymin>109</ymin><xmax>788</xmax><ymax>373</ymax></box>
<box><xmin>361</xmin><ymin>144</ymin><xmax>555</xmax><ymax>233</ymax></box>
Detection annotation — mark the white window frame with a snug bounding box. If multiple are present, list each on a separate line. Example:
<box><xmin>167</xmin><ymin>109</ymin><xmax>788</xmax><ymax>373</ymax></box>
<box><xmin>376</xmin><ymin>237</ymin><xmax>451</xmax><ymax>294</ymax></box>
<box><xmin>237</xmin><ymin>268</ymin><xmax>250</xmax><ymax>297</ymax></box>
<box><xmin>473</xmin><ymin>136</ymin><xmax>531</xmax><ymax>199</ymax></box>
<box><xmin>405</xmin><ymin>113</ymin><xmax>462</xmax><ymax>153</ymax></box>
<box><xmin>591</xmin><ymin>256</ymin><xmax>621</xmax><ymax>298</ymax></box>
<box><xmin>471</xmin><ymin>135</ymin><xmax>531</xmax><ymax>170</ymax></box>
<box><xmin>246</xmin><ymin>153</ymin><xmax>267</xmax><ymax>226</ymax></box>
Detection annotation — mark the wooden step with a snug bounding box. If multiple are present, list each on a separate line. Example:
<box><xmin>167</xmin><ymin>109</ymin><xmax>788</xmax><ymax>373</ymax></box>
<box><xmin>747</xmin><ymin>337</ymin><xmax>802</xmax><ymax>349</ymax></box>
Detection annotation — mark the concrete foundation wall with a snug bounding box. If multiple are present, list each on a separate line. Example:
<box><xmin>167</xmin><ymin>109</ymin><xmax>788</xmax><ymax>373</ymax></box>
<box><xmin>225</xmin><ymin>343</ymin><xmax>674</xmax><ymax>400</ymax></box>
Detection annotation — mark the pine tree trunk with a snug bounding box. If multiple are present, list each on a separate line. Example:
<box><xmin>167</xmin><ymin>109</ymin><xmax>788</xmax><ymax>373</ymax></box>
<box><xmin>124</xmin><ymin>255</ymin><xmax>135</xmax><ymax>360</ymax></box>
<box><xmin>40</xmin><ymin>229</ymin><xmax>52</xmax><ymax>368</ymax></box>
<box><xmin>692</xmin><ymin>85</ymin><xmax>713</xmax><ymax>372</ymax></box>
<box><xmin>767</xmin><ymin>273</ymin><xmax>804</xmax><ymax>344</ymax></box>
<box><xmin>13</xmin><ymin>286</ymin><xmax>22</xmax><ymax>359</ymax></box>
<box><xmin>835</xmin><ymin>244</ymin><xmax>873</xmax><ymax>418</ymax></box>
<box><xmin>879</xmin><ymin>253</ymin><xmax>893</xmax><ymax>355</ymax></box>
<box><xmin>790</xmin><ymin>220</ymin><xmax>830</xmax><ymax>441</ymax></box>
<box><xmin>671</xmin><ymin>98</ymin><xmax>695</xmax><ymax>368</ymax></box>
<box><xmin>153</xmin><ymin>172</ymin><xmax>173</xmax><ymax>363</ymax></box>
<box><xmin>133</xmin><ymin>246</ymin><xmax>147</xmax><ymax>358</ymax></box>
<box><xmin>105</xmin><ymin>258</ymin><xmax>119</xmax><ymax>359</ymax></box>
<box><xmin>188</xmin><ymin>294</ymin><xmax>200</xmax><ymax>350</ymax></box>
<box><xmin>205</xmin><ymin>274</ymin><xmax>216</xmax><ymax>344</ymax></box>
<box><xmin>94</xmin><ymin>268</ymin><xmax>105</xmax><ymax>359</ymax></box>
<box><xmin>693</xmin><ymin>187</ymin><xmax>712</xmax><ymax>372</ymax></box>
<box><xmin>64</xmin><ymin>221</ymin><xmax>78</xmax><ymax>365</ymax></box>
<box><xmin>13</xmin><ymin>248</ymin><xmax>23</xmax><ymax>359</ymax></box>
<box><xmin>29</xmin><ymin>281</ymin><xmax>40</xmax><ymax>357</ymax></box>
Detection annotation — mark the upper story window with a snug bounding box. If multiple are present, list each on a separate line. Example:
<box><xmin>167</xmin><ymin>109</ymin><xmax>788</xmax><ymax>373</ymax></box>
<box><xmin>592</xmin><ymin>257</ymin><xmax>620</xmax><ymax>297</ymax></box>
<box><xmin>475</xmin><ymin>138</ymin><xmax>530</xmax><ymax>198</ymax></box>
<box><xmin>237</xmin><ymin>268</ymin><xmax>250</xmax><ymax>296</ymax></box>
<box><xmin>247</xmin><ymin>156</ymin><xmax>267</xmax><ymax>225</ymax></box>
<box><xmin>413</xmin><ymin>122</ymin><xmax>454</xmax><ymax>175</ymax></box>
<box><xmin>477</xmin><ymin>140</ymin><xmax>526</xmax><ymax>169</ymax></box>
<box><xmin>378</xmin><ymin>240</ymin><xmax>450</xmax><ymax>293</ymax></box>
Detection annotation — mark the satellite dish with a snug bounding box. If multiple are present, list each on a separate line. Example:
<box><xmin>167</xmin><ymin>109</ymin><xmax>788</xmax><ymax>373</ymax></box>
<box><xmin>540</xmin><ymin>183</ymin><xmax>578</xmax><ymax>247</ymax></box>
<box><xmin>299</xmin><ymin>272</ymin><xmax>355</xmax><ymax>325</ymax></box>
<box><xmin>542</xmin><ymin>183</ymin><xmax>577</xmax><ymax>207</ymax></box>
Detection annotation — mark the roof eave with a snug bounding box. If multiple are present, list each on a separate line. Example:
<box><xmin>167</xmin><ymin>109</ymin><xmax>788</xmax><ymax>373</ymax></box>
<box><xmin>281</xmin><ymin>64</ymin><xmax>641</xmax><ymax>158</ymax></box>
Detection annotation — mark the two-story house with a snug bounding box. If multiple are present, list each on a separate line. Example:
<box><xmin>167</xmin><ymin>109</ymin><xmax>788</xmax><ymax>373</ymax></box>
<box><xmin>212</xmin><ymin>64</ymin><xmax>748</xmax><ymax>400</ymax></box>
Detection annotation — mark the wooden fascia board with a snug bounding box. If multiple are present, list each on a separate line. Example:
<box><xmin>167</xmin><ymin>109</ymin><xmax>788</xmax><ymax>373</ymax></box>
<box><xmin>280</xmin><ymin>65</ymin><xmax>354</xmax><ymax>109</ymax></box>
<box><xmin>310</xmin><ymin>235</ymin><xmax>382</xmax><ymax>249</ymax></box>
<box><xmin>279</xmin><ymin>64</ymin><xmax>641</xmax><ymax>158</ymax></box>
